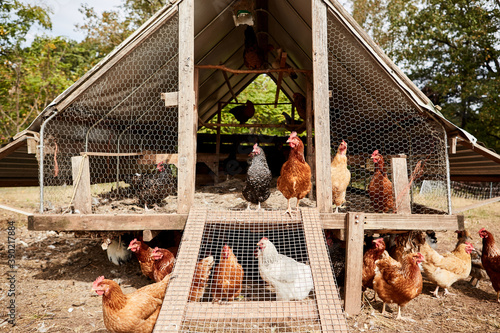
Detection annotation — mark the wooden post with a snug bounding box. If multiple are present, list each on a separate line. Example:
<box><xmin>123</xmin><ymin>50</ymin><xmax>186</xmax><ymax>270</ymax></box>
<box><xmin>215</xmin><ymin>103</ymin><xmax>222</xmax><ymax>183</ymax></box>
<box><xmin>71</xmin><ymin>156</ymin><xmax>91</xmax><ymax>214</ymax></box>
<box><xmin>177</xmin><ymin>0</ymin><xmax>196</xmax><ymax>214</ymax></box>
<box><xmin>344</xmin><ymin>212</ymin><xmax>364</xmax><ymax>315</ymax></box>
<box><xmin>312</xmin><ymin>0</ymin><xmax>332</xmax><ymax>212</ymax></box>
<box><xmin>306</xmin><ymin>77</ymin><xmax>314</xmax><ymax>200</ymax></box>
<box><xmin>391</xmin><ymin>155</ymin><xmax>411</xmax><ymax>214</ymax></box>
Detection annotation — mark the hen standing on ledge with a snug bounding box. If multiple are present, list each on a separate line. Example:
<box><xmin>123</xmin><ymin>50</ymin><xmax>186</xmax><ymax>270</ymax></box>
<box><xmin>277</xmin><ymin>131</ymin><xmax>312</xmax><ymax>216</ymax></box>
<box><xmin>243</xmin><ymin>143</ymin><xmax>272</xmax><ymax>210</ymax></box>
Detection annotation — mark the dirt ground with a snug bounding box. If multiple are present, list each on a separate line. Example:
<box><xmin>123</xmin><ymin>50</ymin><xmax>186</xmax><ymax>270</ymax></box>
<box><xmin>1</xmin><ymin>180</ymin><xmax>500</xmax><ymax>332</ymax></box>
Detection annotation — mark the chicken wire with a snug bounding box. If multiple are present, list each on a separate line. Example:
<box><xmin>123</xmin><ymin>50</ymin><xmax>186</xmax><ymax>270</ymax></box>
<box><xmin>155</xmin><ymin>208</ymin><xmax>348</xmax><ymax>333</ymax></box>
<box><xmin>40</xmin><ymin>14</ymin><xmax>179</xmax><ymax>213</ymax></box>
<box><xmin>327</xmin><ymin>11</ymin><xmax>449</xmax><ymax>214</ymax></box>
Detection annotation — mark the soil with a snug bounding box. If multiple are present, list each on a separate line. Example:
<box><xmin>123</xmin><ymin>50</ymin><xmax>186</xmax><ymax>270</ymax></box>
<box><xmin>1</xmin><ymin>179</ymin><xmax>500</xmax><ymax>332</ymax></box>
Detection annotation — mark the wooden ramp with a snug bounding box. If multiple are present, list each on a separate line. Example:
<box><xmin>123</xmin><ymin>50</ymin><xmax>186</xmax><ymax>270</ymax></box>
<box><xmin>153</xmin><ymin>208</ymin><xmax>348</xmax><ymax>332</ymax></box>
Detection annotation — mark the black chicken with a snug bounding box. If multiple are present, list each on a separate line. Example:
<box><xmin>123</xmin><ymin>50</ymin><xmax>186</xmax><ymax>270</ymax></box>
<box><xmin>282</xmin><ymin>111</ymin><xmax>306</xmax><ymax>134</ymax></box>
<box><xmin>242</xmin><ymin>143</ymin><xmax>272</xmax><ymax>210</ymax></box>
<box><xmin>324</xmin><ymin>229</ymin><xmax>346</xmax><ymax>286</ymax></box>
<box><xmin>134</xmin><ymin>162</ymin><xmax>177</xmax><ymax>209</ymax></box>
<box><xmin>229</xmin><ymin>100</ymin><xmax>255</xmax><ymax>124</ymax></box>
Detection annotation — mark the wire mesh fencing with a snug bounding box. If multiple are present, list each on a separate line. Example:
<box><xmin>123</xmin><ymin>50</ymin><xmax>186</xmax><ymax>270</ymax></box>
<box><xmin>155</xmin><ymin>208</ymin><xmax>348</xmax><ymax>333</ymax></box>
<box><xmin>327</xmin><ymin>10</ymin><xmax>449</xmax><ymax>214</ymax></box>
<box><xmin>40</xmin><ymin>14</ymin><xmax>180</xmax><ymax>214</ymax></box>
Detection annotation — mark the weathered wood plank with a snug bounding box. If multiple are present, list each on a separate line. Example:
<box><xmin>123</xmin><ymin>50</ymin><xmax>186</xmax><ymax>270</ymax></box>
<box><xmin>27</xmin><ymin>214</ymin><xmax>187</xmax><ymax>231</ymax></box>
<box><xmin>306</xmin><ymin>77</ymin><xmax>315</xmax><ymax>200</ymax></box>
<box><xmin>391</xmin><ymin>156</ymin><xmax>411</xmax><ymax>214</ymax></box>
<box><xmin>177</xmin><ymin>0</ymin><xmax>196</xmax><ymax>214</ymax></box>
<box><xmin>313</xmin><ymin>0</ymin><xmax>332</xmax><ymax>213</ymax></box>
<box><xmin>71</xmin><ymin>156</ymin><xmax>92</xmax><ymax>214</ymax></box>
<box><xmin>154</xmin><ymin>208</ymin><xmax>206</xmax><ymax>332</ymax></box>
<box><xmin>160</xmin><ymin>92</ymin><xmax>179</xmax><ymax>106</ymax></box>
<box><xmin>183</xmin><ymin>300</ymin><xmax>318</xmax><ymax>321</ymax></box>
<box><xmin>302</xmin><ymin>209</ymin><xmax>348</xmax><ymax>331</ymax></box>
<box><xmin>452</xmin><ymin>196</ymin><xmax>500</xmax><ymax>214</ymax></box>
<box><xmin>344</xmin><ymin>212</ymin><xmax>364</xmax><ymax>315</ymax></box>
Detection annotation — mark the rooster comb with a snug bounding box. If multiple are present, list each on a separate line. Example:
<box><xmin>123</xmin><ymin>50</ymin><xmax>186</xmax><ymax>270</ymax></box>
<box><xmin>372</xmin><ymin>149</ymin><xmax>379</xmax><ymax>155</ymax></box>
<box><xmin>129</xmin><ymin>238</ymin><xmax>139</xmax><ymax>247</ymax></box>
<box><xmin>289</xmin><ymin>131</ymin><xmax>298</xmax><ymax>138</ymax></box>
<box><xmin>93</xmin><ymin>276</ymin><xmax>105</xmax><ymax>289</ymax></box>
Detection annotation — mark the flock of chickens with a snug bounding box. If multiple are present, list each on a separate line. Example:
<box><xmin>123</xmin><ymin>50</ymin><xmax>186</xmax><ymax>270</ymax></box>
<box><xmin>355</xmin><ymin>227</ymin><xmax>500</xmax><ymax>321</ymax></box>
<box><xmin>93</xmin><ymin>235</ymin><xmax>315</xmax><ymax>333</ymax></box>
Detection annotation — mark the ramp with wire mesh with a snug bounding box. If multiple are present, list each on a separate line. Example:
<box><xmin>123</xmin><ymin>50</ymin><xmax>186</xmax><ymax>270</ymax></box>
<box><xmin>154</xmin><ymin>208</ymin><xmax>348</xmax><ymax>332</ymax></box>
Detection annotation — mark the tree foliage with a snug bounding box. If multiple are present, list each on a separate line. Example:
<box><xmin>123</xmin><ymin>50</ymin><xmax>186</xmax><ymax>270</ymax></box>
<box><xmin>347</xmin><ymin>0</ymin><xmax>500</xmax><ymax>151</ymax></box>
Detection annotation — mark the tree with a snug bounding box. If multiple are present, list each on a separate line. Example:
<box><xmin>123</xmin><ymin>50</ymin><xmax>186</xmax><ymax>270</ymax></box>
<box><xmin>0</xmin><ymin>36</ymin><xmax>93</xmax><ymax>143</ymax></box>
<box><xmin>0</xmin><ymin>1</ymin><xmax>51</xmax><ymax>57</ymax></box>
<box><xmin>347</xmin><ymin>0</ymin><xmax>500</xmax><ymax>151</ymax></box>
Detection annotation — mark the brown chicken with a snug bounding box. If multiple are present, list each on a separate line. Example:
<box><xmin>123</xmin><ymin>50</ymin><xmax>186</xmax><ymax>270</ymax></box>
<box><xmin>292</xmin><ymin>92</ymin><xmax>307</xmax><ymax>120</ymax></box>
<box><xmin>331</xmin><ymin>140</ymin><xmax>351</xmax><ymax>213</ymax></box>
<box><xmin>373</xmin><ymin>252</ymin><xmax>424</xmax><ymax>320</ymax></box>
<box><xmin>243</xmin><ymin>25</ymin><xmax>270</xmax><ymax>70</ymax></box>
<box><xmin>211</xmin><ymin>244</ymin><xmax>244</xmax><ymax>302</ymax></box>
<box><xmin>479</xmin><ymin>228</ymin><xmax>500</xmax><ymax>302</ymax></box>
<box><xmin>456</xmin><ymin>229</ymin><xmax>488</xmax><ymax>287</ymax></box>
<box><xmin>277</xmin><ymin>131</ymin><xmax>312</xmax><ymax>216</ymax></box>
<box><xmin>362</xmin><ymin>238</ymin><xmax>386</xmax><ymax>292</ymax></box>
<box><xmin>229</xmin><ymin>100</ymin><xmax>255</xmax><ymax>124</ymax></box>
<box><xmin>92</xmin><ymin>274</ymin><xmax>173</xmax><ymax>333</ymax></box>
<box><xmin>151</xmin><ymin>247</ymin><xmax>176</xmax><ymax>282</ymax></box>
<box><xmin>128</xmin><ymin>239</ymin><xmax>155</xmax><ymax>280</ymax></box>
<box><xmin>189</xmin><ymin>255</ymin><xmax>215</xmax><ymax>302</ymax></box>
<box><xmin>419</xmin><ymin>239</ymin><xmax>474</xmax><ymax>298</ymax></box>
<box><xmin>368</xmin><ymin>150</ymin><xmax>396</xmax><ymax>213</ymax></box>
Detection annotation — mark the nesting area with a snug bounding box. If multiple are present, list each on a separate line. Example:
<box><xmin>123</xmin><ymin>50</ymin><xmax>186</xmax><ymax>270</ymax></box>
<box><xmin>154</xmin><ymin>208</ymin><xmax>348</xmax><ymax>332</ymax></box>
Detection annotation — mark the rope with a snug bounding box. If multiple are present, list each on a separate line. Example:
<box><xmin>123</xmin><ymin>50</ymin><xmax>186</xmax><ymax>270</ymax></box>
<box><xmin>62</xmin><ymin>153</ymin><xmax>89</xmax><ymax>214</ymax></box>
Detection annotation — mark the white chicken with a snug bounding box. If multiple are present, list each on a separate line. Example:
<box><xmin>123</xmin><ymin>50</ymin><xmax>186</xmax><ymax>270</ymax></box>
<box><xmin>255</xmin><ymin>237</ymin><xmax>314</xmax><ymax>301</ymax></box>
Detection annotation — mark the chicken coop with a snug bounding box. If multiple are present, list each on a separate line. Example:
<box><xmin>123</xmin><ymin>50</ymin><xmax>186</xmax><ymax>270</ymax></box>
<box><xmin>22</xmin><ymin>0</ymin><xmax>472</xmax><ymax>330</ymax></box>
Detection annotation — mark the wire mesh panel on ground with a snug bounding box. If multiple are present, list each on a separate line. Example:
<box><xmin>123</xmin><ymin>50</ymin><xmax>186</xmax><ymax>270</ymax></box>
<box><xmin>41</xmin><ymin>14</ymin><xmax>180</xmax><ymax>214</ymax></box>
<box><xmin>154</xmin><ymin>208</ymin><xmax>348</xmax><ymax>333</ymax></box>
<box><xmin>327</xmin><ymin>10</ymin><xmax>449</xmax><ymax>214</ymax></box>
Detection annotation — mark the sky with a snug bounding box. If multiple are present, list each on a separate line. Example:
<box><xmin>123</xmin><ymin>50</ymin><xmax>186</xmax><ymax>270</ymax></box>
<box><xmin>25</xmin><ymin>0</ymin><xmax>124</xmax><ymax>44</ymax></box>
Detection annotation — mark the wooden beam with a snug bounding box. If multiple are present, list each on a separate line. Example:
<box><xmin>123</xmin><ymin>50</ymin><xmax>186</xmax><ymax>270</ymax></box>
<box><xmin>80</xmin><ymin>152</ymin><xmax>143</xmax><ymax>156</ymax></box>
<box><xmin>344</xmin><ymin>212</ymin><xmax>364</xmax><ymax>315</ymax></box>
<box><xmin>452</xmin><ymin>196</ymin><xmax>500</xmax><ymax>214</ymax></box>
<box><xmin>222</xmin><ymin>70</ymin><xmax>238</xmax><ymax>103</ymax></box>
<box><xmin>71</xmin><ymin>156</ymin><xmax>91</xmax><ymax>214</ymax></box>
<box><xmin>184</xmin><ymin>301</ymin><xmax>318</xmax><ymax>321</ymax></box>
<box><xmin>177</xmin><ymin>0</ymin><xmax>196</xmax><ymax>214</ymax></box>
<box><xmin>274</xmin><ymin>51</ymin><xmax>287</xmax><ymax>107</ymax></box>
<box><xmin>137</xmin><ymin>153</ymin><xmax>178</xmax><ymax>166</ymax></box>
<box><xmin>391</xmin><ymin>155</ymin><xmax>411</xmax><ymax>214</ymax></box>
<box><xmin>320</xmin><ymin>213</ymin><xmax>461</xmax><ymax>231</ymax></box>
<box><xmin>450</xmin><ymin>136</ymin><xmax>458</xmax><ymax>154</ymax></box>
<box><xmin>201</xmin><ymin>122</ymin><xmax>286</xmax><ymax>129</ymax></box>
<box><xmin>195</xmin><ymin>64</ymin><xmax>311</xmax><ymax>74</ymax></box>
<box><xmin>160</xmin><ymin>92</ymin><xmax>179</xmax><ymax>106</ymax></box>
<box><xmin>27</xmin><ymin>214</ymin><xmax>188</xmax><ymax>231</ymax></box>
<box><xmin>312</xmin><ymin>0</ymin><xmax>332</xmax><ymax>213</ymax></box>
<box><xmin>306</xmin><ymin>77</ymin><xmax>315</xmax><ymax>200</ymax></box>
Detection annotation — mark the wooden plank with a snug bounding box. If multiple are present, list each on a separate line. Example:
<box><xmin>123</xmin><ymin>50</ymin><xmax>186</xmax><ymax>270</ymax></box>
<box><xmin>312</xmin><ymin>0</ymin><xmax>332</xmax><ymax>213</ymax></box>
<box><xmin>391</xmin><ymin>156</ymin><xmax>411</xmax><ymax>214</ymax></box>
<box><xmin>184</xmin><ymin>300</ymin><xmax>318</xmax><ymax>321</ymax></box>
<box><xmin>71</xmin><ymin>156</ymin><xmax>92</xmax><ymax>214</ymax></box>
<box><xmin>306</xmin><ymin>77</ymin><xmax>315</xmax><ymax>200</ymax></box>
<box><xmin>344</xmin><ymin>212</ymin><xmax>364</xmax><ymax>315</ymax></box>
<box><xmin>154</xmin><ymin>208</ymin><xmax>207</xmax><ymax>332</ymax></box>
<box><xmin>302</xmin><ymin>209</ymin><xmax>348</xmax><ymax>331</ymax></box>
<box><xmin>452</xmin><ymin>196</ymin><xmax>500</xmax><ymax>214</ymax></box>
<box><xmin>27</xmin><ymin>138</ymin><xmax>38</xmax><ymax>154</ymax></box>
<box><xmin>80</xmin><ymin>152</ymin><xmax>143</xmax><ymax>156</ymax></box>
<box><xmin>177</xmin><ymin>0</ymin><xmax>195</xmax><ymax>214</ymax></box>
<box><xmin>320</xmin><ymin>213</ymin><xmax>461</xmax><ymax>230</ymax></box>
<box><xmin>450</xmin><ymin>136</ymin><xmax>458</xmax><ymax>154</ymax></box>
<box><xmin>201</xmin><ymin>122</ymin><xmax>285</xmax><ymax>129</ymax></box>
<box><xmin>27</xmin><ymin>214</ymin><xmax>187</xmax><ymax>231</ymax></box>
<box><xmin>137</xmin><ymin>153</ymin><xmax>178</xmax><ymax>166</ymax></box>
<box><xmin>160</xmin><ymin>92</ymin><xmax>179</xmax><ymax>106</ymax></box>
